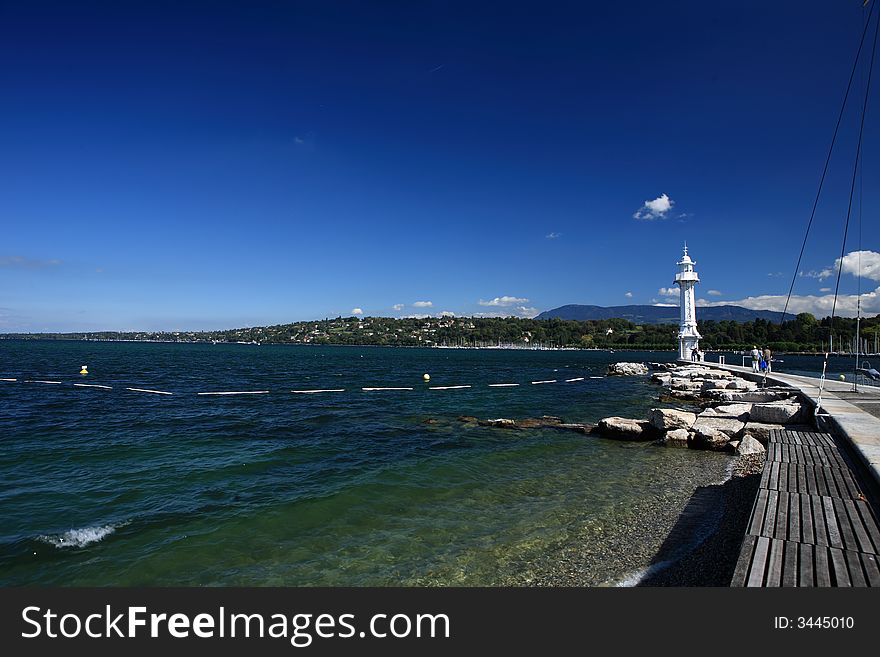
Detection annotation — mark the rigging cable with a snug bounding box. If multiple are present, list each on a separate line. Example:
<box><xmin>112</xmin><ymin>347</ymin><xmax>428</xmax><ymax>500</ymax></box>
<box><xmin>817</xmin><ymin>3</ymin><xmax>880</xmax><ymax>417</ymax></box>
<box><xmin>780</xmin><ymin>0</ymin><xmax>877</xmax><ymax>325</ymax></box>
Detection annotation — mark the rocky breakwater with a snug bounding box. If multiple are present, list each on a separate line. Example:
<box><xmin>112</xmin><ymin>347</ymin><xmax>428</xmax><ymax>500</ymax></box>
<box><xmin>596</xmin><ymin>362</ymin><xmax>813</xmax><ymax>457</ymax></box>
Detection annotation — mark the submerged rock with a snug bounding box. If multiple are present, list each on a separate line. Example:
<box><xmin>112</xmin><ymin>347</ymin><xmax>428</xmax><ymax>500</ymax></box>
<box><xmin>662</xmin><ymin>428</ymin><xmax>691</xmax><ymax>447</ymax></box>
<box><xmin>690</xmin><ymin>427</ymin><xmax>730</xmax><ymax>451</ymax></box>
<box><xmin>597</xmin><ymin>416</ymin><xmax>658</xmax><ymax>441</ymax></box>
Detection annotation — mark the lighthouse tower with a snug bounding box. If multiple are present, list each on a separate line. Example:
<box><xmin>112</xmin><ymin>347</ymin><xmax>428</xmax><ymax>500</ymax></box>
<box><xmin>674</xmin><ymin>244</ymin><xmax>701</xmax><ymax>360</ymax></box>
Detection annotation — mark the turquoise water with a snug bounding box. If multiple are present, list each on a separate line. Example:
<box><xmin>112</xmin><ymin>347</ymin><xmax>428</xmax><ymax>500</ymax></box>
<box><xmin>0</xmin><ymin>341</ymin><xmax>731</xmax><ymax>586</ymax></box>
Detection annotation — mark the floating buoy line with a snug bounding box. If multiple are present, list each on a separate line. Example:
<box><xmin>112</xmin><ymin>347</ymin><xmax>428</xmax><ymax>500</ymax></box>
<box><xmin>0</xmin><ymin>373</ymin><xmax>597</xmax><ymax>398</ymax></box>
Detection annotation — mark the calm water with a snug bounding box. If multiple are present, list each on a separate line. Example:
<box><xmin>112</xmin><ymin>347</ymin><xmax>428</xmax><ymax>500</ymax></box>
<box><xmin>0</xmin><ymin>341</ymin><xmax>746</xmax><ymax>586</ymax></box>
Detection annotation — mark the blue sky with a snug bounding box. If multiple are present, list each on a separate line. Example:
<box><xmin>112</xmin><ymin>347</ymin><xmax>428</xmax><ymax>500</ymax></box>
<box><xmin>2</xmin><ymin>0</ymin><xmax>879</xmax><ymax>331</ymax></box>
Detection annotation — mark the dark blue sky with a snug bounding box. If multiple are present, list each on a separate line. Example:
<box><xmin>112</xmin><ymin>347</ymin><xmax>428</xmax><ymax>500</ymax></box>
<box><xmin>2</xmin><ymin>0</ymin><xmax>878</xmax><ymax>331</ymax></box>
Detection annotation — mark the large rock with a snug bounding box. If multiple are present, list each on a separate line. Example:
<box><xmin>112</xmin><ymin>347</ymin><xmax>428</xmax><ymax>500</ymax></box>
<box><xmin>662</xmin><ymin>428</ymin><xmax>691</xmax><ymax>447</ymax></box>
<box><xmin>597</xmin><ymin>416</ymin><xmax>658</xmax><ymax>440</ymax></box>
<box><xmin>712</xmin><ymin>403</ymin><xmax>753</xmax><ymax>421</ymax></box>
<box><xmin>726</xmin><ymin>379</ymin><xmax>757</xmax><ymax>390</ymax></box>
<box><xmin>740</xmin><ymin>422</ymin><xmax>779</xmax><ymax>445</ymax></box>
<box><xmin>736</xmin><ymin>434</ymin><xmax>767</xmax><ymax>456</ymax></box>
<box><xmin>649</xmin><ymin>408</ymin><xmax>697</xmax><ymax>431</ymax></box>
<box><xmin>714</xmin><ymin>390</ymin><xmax>793</xmax><ymax>404</ymax></box>
<box><xmin>651</xmin><ymin>373</ymin><xmax>673</xmax><ymax>386</ymax></box>
<box><xmin>750</xmin><ymin>401</ymin><xmax>803</xmax><ymax>424</ymax></box>
<box><xmin>700</xmin><ymin>380</ymin><xmax>732</xmax><ymax>393</ymax></box>
<box><xmin>607</xmin><ymin>362</ymin><xmax>649</xmax><ymax>376</ymax></box>
<box><xmin>691</xmin><ymin>427</ymin><xmax>730</xmax><ymax>450</ymax></box>
<box><xmin>670</xmin><ymin>379</ymin><xmax>703</xmax><ymax>392</ymax></box>
<box><xmin>691</xmin><ymin>415</ymin><xmax>745</xmax><ymax>438</ymax></box>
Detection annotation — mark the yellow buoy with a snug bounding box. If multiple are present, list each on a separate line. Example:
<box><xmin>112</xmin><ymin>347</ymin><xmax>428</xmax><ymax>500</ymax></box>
<box><xmin>80</xmin><ymin>365</ymin><xmax>88</xmax><ymax>375</ymax></box>
<box><xmin>423</xmin><ymin>373</ymin><xmax>430</xmax><ymax>382</ymax></box>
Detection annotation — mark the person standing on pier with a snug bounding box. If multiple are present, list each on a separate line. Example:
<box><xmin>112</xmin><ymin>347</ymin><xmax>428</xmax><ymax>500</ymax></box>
<box><xmin>750</xmin><ymin>346</ymin><xmax>761</xmax><ymax>372</ymax></box>
<box><xmin>763</xmin><ymin>346</ymin><xmax>772</xmax><ymax>373</ymax></box>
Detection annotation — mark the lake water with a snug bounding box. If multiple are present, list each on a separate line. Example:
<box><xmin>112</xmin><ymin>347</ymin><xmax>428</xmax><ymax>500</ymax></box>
<box><xmin>0</xmin><ymin>341</ymin><xmax>747</xmax><ymax>586</ymax></box>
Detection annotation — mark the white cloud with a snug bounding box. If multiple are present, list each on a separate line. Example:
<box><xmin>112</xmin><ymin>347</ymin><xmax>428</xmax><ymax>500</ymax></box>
<box><xmin>707</xmin><ymin>289</ymin><xmax>722</xmax><ymax>296</ymax></box>
<box><xmin>392</xmin><ymin>303</ymin><xmax>404</xmax><ymax>311</ymax></box>
<box><xmin>799</xmin><ymin>269</ymin><xmax>833</xmax><ymax>280</ymax></box>
<box><xmin>658</xmin><ymin>287</ymin><xmax>679</xmax><ymax>297</ymax></box>
<box><xmin>439</xmin><ymin>311</ymin><xmax>455</xmax><ymax>317</ymax></box>
<box><xmin>402</xmin><ymin>314</ymin><xmax>431</xmax><ymax>319</ymax></box>
<box><xmin>697</xmin><ymin>287</ymin><xmax>880</xmax><ymax>318</ymax></box>
<box><xmin>819</xmin><ymin>287</ymin><xmax>831</xmax><ymax>293</ymax></box>
<box><xmin>652</xmin><ymin>303</ymin><xmax>678</xmax><ymax>307</ymax></box>
<box><xmin>479</xmin><ymin>296</ymin><xmax>529</xmax><ymax>307</ymax></box>
<box><xmin>545</xmin><ymin>232</ymin><xmax>561</xmax><ymax>239</ymax></box>
<box><xmin>412</xmin><ymin>301</ymin><xmax>433</xmax><ymax>308</ymax></box>
<box><xmin>624</xmin><ymin>291</ymin><xmax>633</xmax><ymax>298</ymax></box>
<box><xmin>473</xmin><ymin>306</ymin><xmax>539</xmax><ymax>319</ymax></box>
<box><xmin>633</xmin><ymin>193</ymin><xmax>674</xmax><ymax>220</ymax></box>
<box><xmin>351</xmin><ymin>308</ymin><xmax>364</xmax><ymax>315</ymax></box>
<box><xmin>836</xmin><ymin>250</ymin><xmax>880</xmax><ymax>281</ymax></box>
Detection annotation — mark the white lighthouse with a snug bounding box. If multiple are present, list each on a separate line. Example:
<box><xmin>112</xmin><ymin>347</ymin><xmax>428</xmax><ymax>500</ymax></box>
<box><xmin>674</xmin><ymin>244</ymin><xmax>701</xmax><ymax>360</ymax></box>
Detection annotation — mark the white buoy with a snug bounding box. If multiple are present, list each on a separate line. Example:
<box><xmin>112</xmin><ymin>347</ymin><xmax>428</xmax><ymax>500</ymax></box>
<box><xmin>839</xmin><ymin>374</ymin><xmax>846</xmax><ymax>381</ymax></box>
<box><xmin>423</xmin><ymin>373</ymin><xmax>430</xmax><ymax>382</ymax></box>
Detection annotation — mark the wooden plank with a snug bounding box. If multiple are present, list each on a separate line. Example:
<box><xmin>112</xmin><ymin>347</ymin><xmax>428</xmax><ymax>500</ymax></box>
<box><xmin>840</xmin><ymin>468</ymin><xmax>862</xmax><ymax>499</ymax></box>
<box><xmin>801</xmin><ymin>493</ymin><xmax>815</xmax><ymax>545</ymax></box>
<box><xmin>829</xmin><ymin>547</ymin><xmax>851</xmax><ymax>586</ymax></box>
<box><xmin>764</xmin><ymin>490</ymin><xmax>779</xmax><ymax>538</ymax></box>
<box><xmin>843</xmin><ymin>499</ymin><xmax>874</xmax><ymax>554</ymax></box>
<box><xmin>844</xmin><ymin>550</ymin><xmax>867</xmax><ymax>587</ymax></box>
<box><xmin>822</xmin><ymin>496</ymin><xmax>843</xmax><ymax>548</ymax></box>
<box><xmin>731</xmin><ymin>535</ymin><xmax>756</xmax><ymax>587</ymax></box>
<box><xmin>861</xmin><ymin>553</ymin><xmax>880</xmax><ymax>587</ymax></box>
<box><xmin>833</xmin><ymin>498</ymin><xmax>858</xmax><ymax>552</ymax></box>
<box><xmin>777</xmin><ymin>491</ymin><xmax>789</xmax><ymax>540</ymax></box>
<box><xmin>805</xmin><ymin>466</ymin><xmax>819</xmax><ymax>497</ymax></box>
<box><xmin>749</xmin><ymin>488</ymin><xmax>770</xmax><ymax>537</ymax></box>
<box><xmin>768</xmin><ymin>461</ymin><xmax>779</xmax><ymax>491</ymax></box>
<box><xmin>815</xmin><ymin>546</ymin><xmax>832</xmax><ymax>586</ymax></box>
<box><xmin>800</xmin><ymin>543</ymin><xmax>815</xmax><ymax>587</ymax></box>
<box><xmin>788</xmin><ymin>492</ymin><xmax>801</xmax><ymax>543</ymax></box>
<box><xmin>796</xmin><ymin>464</ymin><xmax>807</xmax><ymax>495</ymax></box>
<box><xmin>814</xmin><ymin>466</ymin><xmax>829</xmax><ymax>497</ymax></box>
<box><xmin>813</xmin><ymin>495</ymin><xmax>829</xmax><ymax>546</ymax></box>
<box><xmin>747</xmin><ymin>536</ymin><xmax>771</xmax><ymax>587</ymax></box>
<box><xmin>782</xmin><ymin>540</ymin><xmax>798</xmax><ymax>587</ymax></box>
<box><xmin>766</xmin><ymin>538</ymin><xmax>785</xmax><ymax>586</ymax></box>
<box><xmin>760</xmin><ymin>462</ymin><xmax>772</xmax><ymax>489</ymax></box>
<box><xmin>854</xmin><ymin>501</ymin><xmax>880</xmax><ymax>554</ymax></box>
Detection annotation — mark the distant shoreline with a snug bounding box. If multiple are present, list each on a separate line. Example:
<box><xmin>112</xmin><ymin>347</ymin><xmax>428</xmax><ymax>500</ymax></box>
<box><xmin>0</xmin><ymin>337</ymin><xmax>862</xmax><ymax>358</ymax></box>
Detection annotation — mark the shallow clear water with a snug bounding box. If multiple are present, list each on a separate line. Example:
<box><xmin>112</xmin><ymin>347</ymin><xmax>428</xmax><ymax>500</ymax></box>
<box><xmin>0</xmin><ymin>341</ymin><xmax>732</xmax><ymax>586</ymax></box>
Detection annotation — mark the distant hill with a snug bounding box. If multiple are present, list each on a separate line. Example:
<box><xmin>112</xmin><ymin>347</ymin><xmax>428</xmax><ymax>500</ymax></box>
<box><xmin>535</xmin><ymin>304</ymin><xmax>786</xmax><ymax>324</ymax></box>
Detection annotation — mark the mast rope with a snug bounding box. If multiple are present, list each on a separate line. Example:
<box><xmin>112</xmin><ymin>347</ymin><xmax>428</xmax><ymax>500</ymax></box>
<box><xmin>780</xmin><ymin>0</ymin><xmax>877</xmax><ymax>326</ymax></box>
<box><xmin>817</xmin><ymin>4</ymin><xmax>880</xmax><ymax>417</ymax></box>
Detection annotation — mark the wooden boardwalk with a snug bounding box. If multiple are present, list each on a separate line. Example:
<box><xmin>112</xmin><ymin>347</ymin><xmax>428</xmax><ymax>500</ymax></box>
<box><xmin>732</xmin><ymin>429</ymin><xmax>880</xmax><ymax>586</ymax></box>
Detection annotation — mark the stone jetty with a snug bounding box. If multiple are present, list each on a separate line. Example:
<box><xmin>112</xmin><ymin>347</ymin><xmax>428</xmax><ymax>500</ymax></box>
<box><xmin>597</xmin><ymin>362</ymin><xmax>813</xmax><ymax>455</ymax></box>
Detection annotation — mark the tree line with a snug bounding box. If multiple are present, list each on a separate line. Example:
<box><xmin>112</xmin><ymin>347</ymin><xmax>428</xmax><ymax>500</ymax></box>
<box><xmin>3</xmin><ymin>312</ymin><xmax>879</xmax><ymax>352</ymax></box>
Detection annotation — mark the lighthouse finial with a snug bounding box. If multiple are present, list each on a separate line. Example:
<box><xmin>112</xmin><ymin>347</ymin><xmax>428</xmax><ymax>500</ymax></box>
<box><xmin>683</xmin><ymin>242</ymin><xmax>688</xmax><ymax>256</ymax></box>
